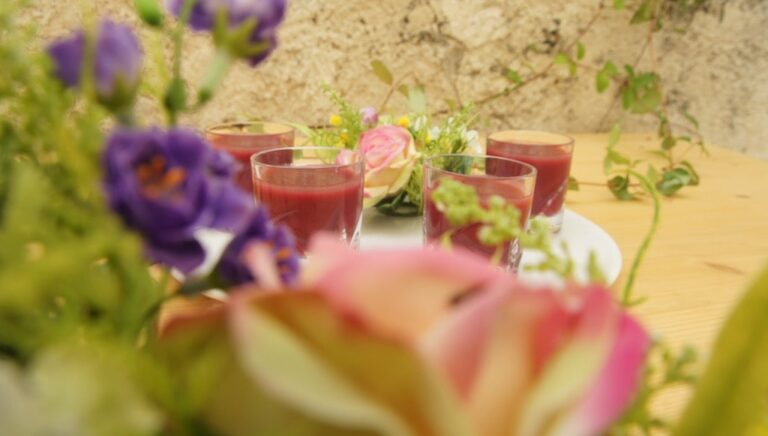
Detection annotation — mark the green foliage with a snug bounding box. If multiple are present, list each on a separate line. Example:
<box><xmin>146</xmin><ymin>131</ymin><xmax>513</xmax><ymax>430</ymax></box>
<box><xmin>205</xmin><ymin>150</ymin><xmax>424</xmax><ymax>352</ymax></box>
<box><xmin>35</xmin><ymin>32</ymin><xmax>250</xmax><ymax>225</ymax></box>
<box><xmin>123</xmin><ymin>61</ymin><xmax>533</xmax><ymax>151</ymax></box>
<box><xmin>307</xmin><ymin>85</ymin><xmax>365</xmax><ymax>149</ymax></box>
<box><xmin>134</xmin><ymin>0</ymin><xmax>164</xmax><ymax>28</ymax></box>
<box><xmin>622</xmin><ymin>67</ymin><xmax>662</xmax><ymax>114</ymax></box>
<box><xmin>611</xmin><ymin>341</ymin><xmax>698</xmax><ymax>435</ymax></box>
<box><xmin>430</xmin><ymin>179</ymin><xmax>580</xmax><ymax>278</ymax></box>
<box><xmin>554</xmin><ymin>52</ymin><xmax>577</xmax><ymax>76</ymax></box>
<box><xmin>596</xmin><ymin>61</ymin><xmax>619</xmax><ymax>93</ymax></box>
<box><xmin>371</xmin><ymin>59</ymin><xmax>393</xmax><ymax>85</ymax></box>
<box><xmin>0</xmin><ymin>4</ymin><xmax>161</xmax><ymax>360</ymax></box>
<box><xmin>675</xmin><ymin>263</ymin><xmax>768</xmax><ymax>436</ymax></box>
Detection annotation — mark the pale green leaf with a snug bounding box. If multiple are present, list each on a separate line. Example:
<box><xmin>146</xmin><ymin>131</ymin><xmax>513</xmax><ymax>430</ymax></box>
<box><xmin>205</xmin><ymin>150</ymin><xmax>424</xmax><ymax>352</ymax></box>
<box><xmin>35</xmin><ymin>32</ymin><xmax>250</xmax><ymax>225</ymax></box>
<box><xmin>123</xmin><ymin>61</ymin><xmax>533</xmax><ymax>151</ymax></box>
<box><xmin>596</xmin><ymin>71</ymin><xmax>610</xmax><ymax>93</ymax></box>
<box><xmin>609</xmin><ymin>122</ymin><xmax>622</xmax><ymax>148</ymax></box>
<box><xmin>370</xmin><ymin>60</ymin><xmax>393</xmax><ymax>85</ymax></box>
<box><xmin>407</xmin><ymin>85</ymin><xmax>427</xmax><ymax>114</ymax></box>
<box><xmin>675</xmin><ymin>263</ymin><xmax>768</xmax><ymax>436</ymax></box>
<box><xmin>576</xmin><ymin>41</ymin><xmax>586</xmax><ymax>60</ymax></box>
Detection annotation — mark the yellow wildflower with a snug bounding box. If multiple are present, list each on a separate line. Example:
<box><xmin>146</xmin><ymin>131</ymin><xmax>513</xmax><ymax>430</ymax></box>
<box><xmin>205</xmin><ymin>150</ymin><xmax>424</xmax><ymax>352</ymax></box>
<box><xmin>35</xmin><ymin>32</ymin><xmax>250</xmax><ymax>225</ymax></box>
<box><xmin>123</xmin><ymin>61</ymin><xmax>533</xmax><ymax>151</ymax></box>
<box><xmin>329</xmin><ymin>114</ymin><xmax>342</xmax><ymax>126</ymax></box>
<box><xmin>397</xmin><ymin>116</ymin><xmax>410</xmax><ymax>128</ymax></box>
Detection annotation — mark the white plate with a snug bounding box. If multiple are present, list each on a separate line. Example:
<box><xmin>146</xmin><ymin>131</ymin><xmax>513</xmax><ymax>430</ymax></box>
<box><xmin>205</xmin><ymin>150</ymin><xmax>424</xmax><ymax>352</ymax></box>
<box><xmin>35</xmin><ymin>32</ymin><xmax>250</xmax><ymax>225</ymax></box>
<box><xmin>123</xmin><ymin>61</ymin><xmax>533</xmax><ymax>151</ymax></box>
<box><xmin>360</xmin><ymin>208</ymin><xmax>622</xmax><ymax>287</ymax></box>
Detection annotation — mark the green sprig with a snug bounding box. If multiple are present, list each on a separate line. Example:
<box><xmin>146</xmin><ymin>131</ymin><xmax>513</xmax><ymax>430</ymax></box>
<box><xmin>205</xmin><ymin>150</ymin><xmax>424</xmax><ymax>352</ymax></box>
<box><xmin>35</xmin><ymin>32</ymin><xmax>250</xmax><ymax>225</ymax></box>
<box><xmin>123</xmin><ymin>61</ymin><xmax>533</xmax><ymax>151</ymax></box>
<box><xmin>430</xmin><ymin>178</ymin><xmax>584</xmax><ymax>279</ymax></box>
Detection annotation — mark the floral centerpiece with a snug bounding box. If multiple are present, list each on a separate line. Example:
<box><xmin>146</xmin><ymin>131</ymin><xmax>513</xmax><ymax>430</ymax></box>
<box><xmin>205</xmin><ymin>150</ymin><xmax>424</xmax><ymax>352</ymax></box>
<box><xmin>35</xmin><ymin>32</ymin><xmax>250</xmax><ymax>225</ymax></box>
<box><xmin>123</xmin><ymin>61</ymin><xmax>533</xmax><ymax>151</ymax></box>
<box><xmin>0</xmin><ymin>1</ymin><xmax>767</xmax><ymax>435</ymax></box>
<box><xmin>301</xmin><ymin>88</ymin><xmax>480</xmax><ymax>216</ymax></box>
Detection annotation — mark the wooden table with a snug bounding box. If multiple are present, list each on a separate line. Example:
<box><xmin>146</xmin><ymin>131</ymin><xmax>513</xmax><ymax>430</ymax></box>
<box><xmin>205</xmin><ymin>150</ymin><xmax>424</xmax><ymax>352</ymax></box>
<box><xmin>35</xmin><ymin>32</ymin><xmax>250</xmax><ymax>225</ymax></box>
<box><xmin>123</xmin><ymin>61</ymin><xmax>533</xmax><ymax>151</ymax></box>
<box><xmin>566</xmin><ymin>132</ymin><xmax>768</xmax><ymax>415</ymax></box>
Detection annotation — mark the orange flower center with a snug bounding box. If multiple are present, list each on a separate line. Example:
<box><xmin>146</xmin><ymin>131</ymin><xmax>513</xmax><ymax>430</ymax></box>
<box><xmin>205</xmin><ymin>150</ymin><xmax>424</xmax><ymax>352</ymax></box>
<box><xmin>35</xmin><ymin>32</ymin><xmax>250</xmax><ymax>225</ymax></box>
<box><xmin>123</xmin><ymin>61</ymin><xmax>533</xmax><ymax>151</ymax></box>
<box><xmin>135</xmin><ymin>155</ymin><xmax>187</xmax><ymax>199</ymax></box>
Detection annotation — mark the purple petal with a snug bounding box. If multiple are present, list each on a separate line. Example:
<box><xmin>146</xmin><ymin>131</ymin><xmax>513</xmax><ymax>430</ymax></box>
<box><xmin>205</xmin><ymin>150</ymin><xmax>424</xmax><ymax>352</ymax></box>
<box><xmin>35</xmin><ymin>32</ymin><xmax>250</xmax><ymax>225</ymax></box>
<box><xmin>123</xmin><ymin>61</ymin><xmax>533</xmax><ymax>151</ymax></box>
<box><xmin>47</xmin><ymin>32</ymin><xmax>85</xmax><ymax>88</ymax></box>
<box><xmin>146</xmin><ymin>237</ymin><xmax>206</xmax><ymax>273</ymax></box>
<box><xmin>93</xmin><ymin>20</ymin><xmax>143</xmax><ymax>98</ymax></box>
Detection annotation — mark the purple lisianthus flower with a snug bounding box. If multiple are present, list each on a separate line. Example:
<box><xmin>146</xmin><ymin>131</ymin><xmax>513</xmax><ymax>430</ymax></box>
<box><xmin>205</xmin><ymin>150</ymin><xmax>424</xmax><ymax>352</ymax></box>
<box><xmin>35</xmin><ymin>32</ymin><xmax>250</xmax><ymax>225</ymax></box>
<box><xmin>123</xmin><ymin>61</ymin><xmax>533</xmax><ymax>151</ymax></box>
<box><xmin>214</xmin><ymin>207</ymin><xmax>300</xmax><ymax>287</ymax></box>
<box><xmin>103</xmin><ymin>127</ymin><xmax>252</xmax><ymax>272</ymax></box>
<box><xmin>47</xmin><ymin>20</ymin><xmax>142</xmax><ymax>109</ymax></box>
<box><xmin>167</xmin><ymin>0</ymin><xmax>286</xmax><ymax>65</ymax></box>
<box><xmin>360</xmin><ymin>106</ymin><xmax>379</xmax><ymax>126</ymax></box>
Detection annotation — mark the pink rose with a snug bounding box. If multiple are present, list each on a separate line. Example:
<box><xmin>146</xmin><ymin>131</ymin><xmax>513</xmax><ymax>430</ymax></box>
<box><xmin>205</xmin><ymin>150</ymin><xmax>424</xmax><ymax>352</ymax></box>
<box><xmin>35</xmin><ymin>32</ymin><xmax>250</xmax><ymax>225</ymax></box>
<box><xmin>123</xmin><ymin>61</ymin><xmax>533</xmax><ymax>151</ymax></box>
<box><xmin>160</xmin><ymin>237</ymin><xmax>649</xmax><ymax>436</ymax></box>
<box><xmin>358</xmin><ymin>126</ymin><xmax>419</xmax><ymax>207</ymax></box>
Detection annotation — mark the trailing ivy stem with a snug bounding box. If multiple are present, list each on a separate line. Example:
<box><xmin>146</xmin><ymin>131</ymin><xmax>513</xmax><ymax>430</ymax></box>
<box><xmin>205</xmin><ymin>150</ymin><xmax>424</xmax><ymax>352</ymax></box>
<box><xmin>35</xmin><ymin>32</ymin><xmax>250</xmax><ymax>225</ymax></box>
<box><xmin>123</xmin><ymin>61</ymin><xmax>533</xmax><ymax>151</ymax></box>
<box><xmin>621</xmin><ymin>169</ymin><xmax>661</xmax><ymax>306</ymax></box>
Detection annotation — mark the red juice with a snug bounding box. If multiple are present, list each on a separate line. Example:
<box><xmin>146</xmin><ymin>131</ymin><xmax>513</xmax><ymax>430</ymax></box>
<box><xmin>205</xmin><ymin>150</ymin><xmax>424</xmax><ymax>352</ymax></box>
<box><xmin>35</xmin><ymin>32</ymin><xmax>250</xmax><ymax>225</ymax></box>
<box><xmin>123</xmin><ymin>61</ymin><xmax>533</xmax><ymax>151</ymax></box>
<box><xmin>254</xmin><ymin>168</ymin><xmax>363</xmax><ymax>254</ymax></box>
<box><xmin>487</xmin><ymin>148</ymin><xmax>572</xmax><ymax>217</ymax></box>
<box><xmin>206</xmin><ymin>122</ymin><xmax>294</xmax><ymax>193</ymax></box>
<box><xmin>423</xmin><ymin>177</ymin><xmax>532</xmax><ymax>264</ymax></box>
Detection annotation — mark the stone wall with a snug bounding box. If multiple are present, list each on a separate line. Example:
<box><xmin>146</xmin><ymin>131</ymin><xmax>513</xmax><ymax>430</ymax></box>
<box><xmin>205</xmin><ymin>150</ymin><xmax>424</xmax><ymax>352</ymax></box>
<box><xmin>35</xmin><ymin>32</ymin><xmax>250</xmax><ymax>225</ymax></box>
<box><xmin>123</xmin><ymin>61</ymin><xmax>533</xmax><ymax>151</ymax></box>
<box><xmin>25</xmin><ymin>0</ymin><xmax>768</xmax><ymax>158</ymax></box>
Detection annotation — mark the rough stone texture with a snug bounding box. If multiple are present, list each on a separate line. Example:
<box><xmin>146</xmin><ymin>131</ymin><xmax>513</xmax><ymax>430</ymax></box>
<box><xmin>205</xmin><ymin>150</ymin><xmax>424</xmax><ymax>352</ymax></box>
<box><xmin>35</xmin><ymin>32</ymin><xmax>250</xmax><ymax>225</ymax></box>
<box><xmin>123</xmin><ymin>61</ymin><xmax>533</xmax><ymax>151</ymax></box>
<box><xmin>24</xmin><ymin>0</ymin><xmax>768</xmax><ymax>158</ymax></box>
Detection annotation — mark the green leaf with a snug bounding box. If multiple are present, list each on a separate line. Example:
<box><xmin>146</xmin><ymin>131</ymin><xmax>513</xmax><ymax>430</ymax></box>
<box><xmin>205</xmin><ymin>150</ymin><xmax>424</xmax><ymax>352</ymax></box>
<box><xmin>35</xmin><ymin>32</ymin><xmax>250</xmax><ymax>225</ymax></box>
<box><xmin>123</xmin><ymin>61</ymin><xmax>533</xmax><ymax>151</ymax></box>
<box><xmin>623</xmin><ymin>72</ymin><xmax>662</xmax><ymax>114</ymax></box>
<box><xmin>614</xmin><ymin>0</ymin><xmax>625</xmax><ymax>9</ymax></box>
<box><xmin>553</xmin><ymin>52</ymin><xmax>577</xmax><ymax>76</ymax></box>
<box><xmin>656</xmin><ymin>168</ymin><xmax>691</xmax><ymax>196</ymax></box>
<box><xmin>134</xmin><ymin>0</ymin><xmax>164</xmax><ymax>27</ymax></box>
<box><xmin>370</xmin><ymin>60</ymin><xmax>393</xmax><ymax>85</ymax></box>
<box><xmin>683</xmin><ymin>110</ymin><xmax>700</xmax><ymax>129</ymax></box>
<box><xmin>407</xmin><ymin>85</ymin><xmax>427</xmax><ymax>114</ymax></box>
<box><xmin>661</xmin><ymin>136</ymin><xmax>677</xmax><ymax>150</ymax></box>
<box><xmin>679</xmin><ymin>161</ymin><xmax>701</xmax><ymax>186</ymax></box>
<box><xmin>622</xmin><ymin>88</ymin><xmax>637</xmax><ymax>111</ymax></box>
<box><xmin>608</xmin><ymin>175</ymin><xmax>635</xmax><ymax>200</ymax></box>
<box><xmin>631</xmin><ymin>0</ymin><xmax>656</xmax><ymax>24</ymax></box>
<box><xmin>646</xmin><ymin>164</ymin><xmax>660</xmax><ymax>185</ymax></box>
<box><xmin>608</xmin><ymin>122</ymin><xmax>622</xmax><ymax>148</ymax></box>
<box><xmin>596</xmin><ymin>71</ymin><xmax>609</xmax><ymax>93</ymax></box>
<box><xmin>567</xmin><ymin>176</ymin><xmax>580</xmax><ymax>191</ymax></box>
<box><xmin>604</xmin><ymin>148</ymin><xmax>631</xmax><ymax>175</ymax></box>
<box><xmin>505</xmin><ymin>68</ymin><xmax>523</xmax><ymax>85</ymax></box>
<box><xmin>397</xmin><ymin>84</ymin><xmax>409</xmax><ymax>96</ymax></box>
<box><xmin>587</xmin><ymin>251</ymin><xmax>607</xmax><ymax>284</ymax></box>
<box><xmin>596</xmin><ymin>61</ymin><xmax>618</xmax><ymax>93</ymax></box>
<box><xmin>675</xmin><ymin>263</ymin><xmax>768</xmax><ymax>436</ymax></box>
<box><xmin>576</xmin><ymin>41</ymin><xmax>586</xmax><ymax>60</ymax></box>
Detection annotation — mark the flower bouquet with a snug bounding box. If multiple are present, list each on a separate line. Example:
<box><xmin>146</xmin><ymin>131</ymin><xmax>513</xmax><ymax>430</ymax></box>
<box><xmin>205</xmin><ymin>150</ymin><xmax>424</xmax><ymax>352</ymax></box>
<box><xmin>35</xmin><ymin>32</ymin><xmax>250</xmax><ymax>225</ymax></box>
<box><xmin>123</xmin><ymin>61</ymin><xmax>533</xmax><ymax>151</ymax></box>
<box><xmin>1</xmin><ymin>1</ymin><xmax>768</xmax><ymax>435</ymax></box>
<box><xmin>301</xmin><ymin>87</ymin><xmax>481</xmax><ymax>216</ymax></box>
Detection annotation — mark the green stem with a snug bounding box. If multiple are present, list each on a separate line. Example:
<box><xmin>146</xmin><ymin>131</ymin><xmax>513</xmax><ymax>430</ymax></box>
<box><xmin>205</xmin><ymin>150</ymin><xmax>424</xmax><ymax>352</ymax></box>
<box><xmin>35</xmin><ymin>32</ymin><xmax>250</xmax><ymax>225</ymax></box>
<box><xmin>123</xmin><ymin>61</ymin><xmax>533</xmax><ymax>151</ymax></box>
<box><xmin>196</xmin><ymin>49</ymin><xmax>233</xmax><ymax>105</ymax></box>
<box><xmin>621</xmin><ymin>170</ymin><xmax>662</xmax><ymax>306</ymax></box>
<box><xmin>166</xmin><ymin>0</ymin><xmax>194</xmax><ymax>125</ymax></box>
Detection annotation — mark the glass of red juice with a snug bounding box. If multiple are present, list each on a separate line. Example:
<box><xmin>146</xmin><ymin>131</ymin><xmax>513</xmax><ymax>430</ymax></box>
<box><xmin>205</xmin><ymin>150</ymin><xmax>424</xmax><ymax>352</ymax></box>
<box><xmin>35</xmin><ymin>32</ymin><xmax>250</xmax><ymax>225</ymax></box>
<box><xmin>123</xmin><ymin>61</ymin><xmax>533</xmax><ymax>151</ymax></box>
<box><xmin>423</xmin><ymin>154</ymin><xmax>536</xmax><ymax>271</ymax></box>
<box><xmin>486</xmin><ymin>130</ymin><xmax>574</xmax><ymax>233</ymax></box>
<box><xmin>251</xmin><ymin>147</ymin><xmax>364</xmax><ymax>255</ymax></box>
<box><xmin>205</xmin><ymin>121</ymin><xmax>294</xmax><ymax>193</ymax></box>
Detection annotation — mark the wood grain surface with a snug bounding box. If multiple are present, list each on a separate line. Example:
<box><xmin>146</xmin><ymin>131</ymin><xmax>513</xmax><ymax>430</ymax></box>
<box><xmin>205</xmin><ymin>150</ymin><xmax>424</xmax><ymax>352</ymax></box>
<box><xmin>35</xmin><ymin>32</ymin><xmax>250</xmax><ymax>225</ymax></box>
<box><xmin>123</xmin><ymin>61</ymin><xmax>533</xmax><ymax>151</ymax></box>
<box><xmin>566</xmin><ymin>132</ymin><xmax>768</xmax><ymax>417</ymax></box>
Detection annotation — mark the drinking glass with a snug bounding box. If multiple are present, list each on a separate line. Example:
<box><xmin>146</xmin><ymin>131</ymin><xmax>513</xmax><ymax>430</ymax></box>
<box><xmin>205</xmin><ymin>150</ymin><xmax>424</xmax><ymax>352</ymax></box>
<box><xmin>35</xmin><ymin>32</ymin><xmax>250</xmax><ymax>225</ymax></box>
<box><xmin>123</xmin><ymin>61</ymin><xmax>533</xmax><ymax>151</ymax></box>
<box><xmin>486</xmin><ymin>130</ymin><xmax>574</xmax><ymax>232</ymax></box>
<box><xmin>423</xmin><ymin>154</ymin><xmax>536</xmax><ymax>270</ymax></box>
<box><xmin>205</xmin><ymin>121</ymin><xmax>294</xmax><ymax>193</ymax></box>
<box><xmin>251</xmin><ymin>147</ymin><xmax>364</xmax><ymax>255</ymax></box>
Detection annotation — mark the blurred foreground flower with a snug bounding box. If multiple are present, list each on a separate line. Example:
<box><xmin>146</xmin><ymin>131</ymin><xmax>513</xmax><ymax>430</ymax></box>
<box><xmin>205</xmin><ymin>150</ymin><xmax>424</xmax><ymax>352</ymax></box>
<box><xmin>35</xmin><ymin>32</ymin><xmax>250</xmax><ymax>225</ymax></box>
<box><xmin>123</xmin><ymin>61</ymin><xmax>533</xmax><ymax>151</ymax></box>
<box><xmin>214</xmin><ymin>207</ymin><xmax>300</xmax><ymax>287</ymax></box>
<box><xmin>168</xmin><ymin>0</ymin><xmax>286</xmax><ymax>65</ymax></box>
<box><xmin>160</xmin><ymin>237</ymin><xmax>649</xmax><ymax>435</ymax></box>
<box><xmin>47</xmin><ymin>20</ymin><xmax>142</xmax><ymax>110</ymax></box>
<box><xmin>103</xmin><ymin>127</ymin><xmax>252</xmax><ymax>272</ymax></box>
<box><xmin>355</xmin><ymin>125</ymin><xmax>419</xmax><ymax>207</ymax></box>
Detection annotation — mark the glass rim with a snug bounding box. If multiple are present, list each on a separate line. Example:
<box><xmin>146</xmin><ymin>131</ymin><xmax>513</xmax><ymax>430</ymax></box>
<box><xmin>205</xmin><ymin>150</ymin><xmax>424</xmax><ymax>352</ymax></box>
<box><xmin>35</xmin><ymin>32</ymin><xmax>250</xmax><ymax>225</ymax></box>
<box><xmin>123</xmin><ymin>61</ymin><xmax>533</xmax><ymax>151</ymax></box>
<box><xmin>251</xmin><ymin>146</ymin><xmax>364</xmax><ymax>170</ymax></box>
<box><xmin>487</xmin><ymin>130</ymin><xmax>574</xmax><ymax>147</ymax></box>
<box><xmin>205</xmin><ymin>120</ymin><xmax>294</xmax><ymax>137</ymax></box>
<box><xmin>424</xmin><ymin>153</ymin><xmax>537</xmax><ymax>180</ymax></box>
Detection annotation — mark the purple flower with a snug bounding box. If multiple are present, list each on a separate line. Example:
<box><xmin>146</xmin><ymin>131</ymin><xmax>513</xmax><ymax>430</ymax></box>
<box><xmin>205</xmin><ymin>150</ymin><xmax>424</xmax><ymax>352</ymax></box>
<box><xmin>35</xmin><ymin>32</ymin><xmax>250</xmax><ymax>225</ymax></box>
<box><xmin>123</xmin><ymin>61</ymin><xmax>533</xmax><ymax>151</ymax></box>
<box><xmin>214</xmin><ymin>207</ymin><xmax>300</xmax><ymax>287</ymax></box>
<box><xmin>47</xmin><ymin>20</ymin><xmax>142</xmax><ymax>108</ymax></box>
<box><xmin>360</xmin><ymin>106</ymin><xmax>379</xmax><ymax>126</ymax></box>
<box><xmin>103</xmin><ymin>127</ymin><xmax>252</xmax><ymax>272</ymax></box>
<box><xmin>167</xmin><ymin>0</ymin><xmax>286</xmax><ymax>65</ymax></box>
